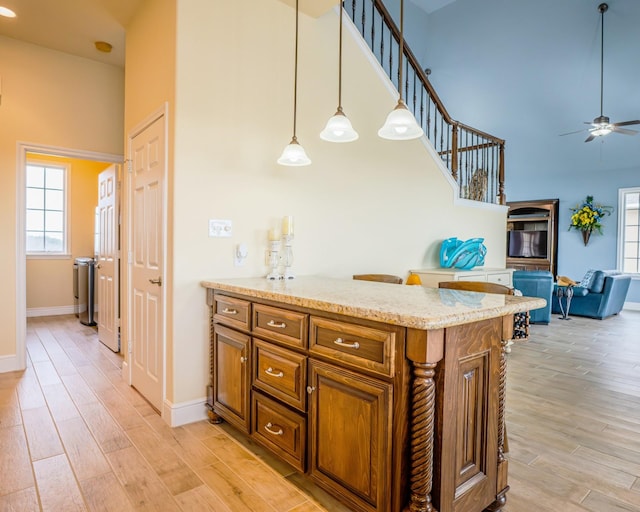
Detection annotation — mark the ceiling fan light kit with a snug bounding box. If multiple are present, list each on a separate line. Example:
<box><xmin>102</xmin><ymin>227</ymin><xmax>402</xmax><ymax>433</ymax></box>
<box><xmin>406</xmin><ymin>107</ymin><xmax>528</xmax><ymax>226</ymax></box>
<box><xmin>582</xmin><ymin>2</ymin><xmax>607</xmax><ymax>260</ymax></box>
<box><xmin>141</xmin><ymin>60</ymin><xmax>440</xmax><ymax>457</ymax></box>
<box><xmin>560</xmin><ymin>3</ymin><xmax>640</xmax><ymax>142</ymax></box>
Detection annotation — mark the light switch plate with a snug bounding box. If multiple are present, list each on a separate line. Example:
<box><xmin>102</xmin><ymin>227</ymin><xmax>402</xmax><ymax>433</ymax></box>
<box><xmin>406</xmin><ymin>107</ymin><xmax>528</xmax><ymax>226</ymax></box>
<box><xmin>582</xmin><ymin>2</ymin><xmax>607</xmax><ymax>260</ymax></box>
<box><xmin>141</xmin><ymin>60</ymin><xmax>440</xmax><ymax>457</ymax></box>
<box><xmin>209</xmin><ymin>219</ymin><xmax>232</xmax><ymax>237</ymax></box>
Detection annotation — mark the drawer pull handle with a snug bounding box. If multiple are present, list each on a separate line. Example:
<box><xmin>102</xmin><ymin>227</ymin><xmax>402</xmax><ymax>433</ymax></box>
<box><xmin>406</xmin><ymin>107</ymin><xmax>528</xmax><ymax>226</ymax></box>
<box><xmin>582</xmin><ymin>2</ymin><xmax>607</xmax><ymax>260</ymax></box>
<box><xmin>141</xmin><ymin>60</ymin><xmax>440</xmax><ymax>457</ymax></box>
<box><xmin>264</xmin><ymin>422</ymin><xmax>283</xmax><ymax>436</ymax></box>
<box><xmin>240</xmin><ymin>356</ymin><xmax>247</xmax><ymax>363</ymax></box>
<box><xmin>267</xmin><ymin>320</ymin><xmax>287</xmax><ymax>329</ymax></box>
<box><xmin>265</xmin><ymin>367</ymin><xmax>284</xmax><ymax>378</ymax></box>
<box><xmin>222</xmin><ymin>308</ymin><xmax>238</xmax><ymax>315</ymax></box>
<box><xmin>333</xmin><ymin>337</ymin><xmax>360</xmax><ymax>350</ymax></box>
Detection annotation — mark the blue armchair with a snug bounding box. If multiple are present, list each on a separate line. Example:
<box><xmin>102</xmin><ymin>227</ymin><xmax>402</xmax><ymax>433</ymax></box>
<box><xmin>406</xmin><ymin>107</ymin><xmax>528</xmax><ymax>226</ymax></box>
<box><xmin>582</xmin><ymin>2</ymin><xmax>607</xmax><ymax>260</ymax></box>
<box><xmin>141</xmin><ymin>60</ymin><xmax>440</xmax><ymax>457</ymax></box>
<box><xmin>512</xmin><ymin>270</ymin><xmax>554</xmax><ymax>324</ymax></box>
<box><xmin>551</xmin><ymin>271</ymin><xmax>631</xmax><ymax>320</ymax></box>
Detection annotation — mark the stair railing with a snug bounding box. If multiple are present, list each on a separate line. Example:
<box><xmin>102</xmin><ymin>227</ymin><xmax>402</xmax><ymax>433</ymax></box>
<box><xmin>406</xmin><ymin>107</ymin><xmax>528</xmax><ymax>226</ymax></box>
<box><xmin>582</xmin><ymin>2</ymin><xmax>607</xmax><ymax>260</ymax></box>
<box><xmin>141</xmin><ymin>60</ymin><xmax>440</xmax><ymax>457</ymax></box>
<box><xmin>346</xmin><ymin>0</ymin><xmax>505</xmax><ymax>205</ymax></box>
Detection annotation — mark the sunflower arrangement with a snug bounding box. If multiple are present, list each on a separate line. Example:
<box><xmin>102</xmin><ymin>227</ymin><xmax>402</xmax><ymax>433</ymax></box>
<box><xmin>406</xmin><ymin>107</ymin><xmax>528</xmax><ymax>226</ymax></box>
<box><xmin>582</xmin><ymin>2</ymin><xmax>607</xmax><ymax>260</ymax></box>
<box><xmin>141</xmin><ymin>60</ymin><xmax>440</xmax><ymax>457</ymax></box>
<box><xmin>569</xmin><ymin>195</ymin><xmax>613</xmax><ymax>234</ymax></box>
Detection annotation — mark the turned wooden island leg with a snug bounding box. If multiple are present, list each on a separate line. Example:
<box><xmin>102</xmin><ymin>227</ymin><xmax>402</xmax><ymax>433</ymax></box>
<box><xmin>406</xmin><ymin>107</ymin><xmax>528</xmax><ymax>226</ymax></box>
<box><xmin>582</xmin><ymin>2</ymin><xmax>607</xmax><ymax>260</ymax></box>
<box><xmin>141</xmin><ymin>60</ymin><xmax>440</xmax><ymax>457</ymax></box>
<box><xmin>485</xmin><ymin>336</ymin><xmax>511</xmax><ymax>511</ymax></box>
<box><xmin>405</xmin><ymin>328</ymin><xmax>444</xmax><ymax>512</ymax></box>
<box><xmin>405</xmin><ymin>361</ymin><xmax>439</xmax><ymax>512</ymax></box>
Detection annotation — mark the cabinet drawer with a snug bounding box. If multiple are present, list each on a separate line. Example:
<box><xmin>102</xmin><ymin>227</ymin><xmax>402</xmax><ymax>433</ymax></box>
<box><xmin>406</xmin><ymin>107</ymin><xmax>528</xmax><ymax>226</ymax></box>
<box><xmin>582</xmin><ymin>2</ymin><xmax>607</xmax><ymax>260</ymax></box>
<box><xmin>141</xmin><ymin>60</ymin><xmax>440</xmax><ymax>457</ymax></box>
<box><xmin>457</xmin><ymin>273</ymin><xmax>487</xmax><ymax>282</ymax></box>
<box><xmin>253</xmin><ymin>339</ymin><xmax>306</xmax><ymax>411</ymax></box>
<box><xmin>487</xmin><ymin>272</ymin><xmax>511</xmax><ymax>286</ymax></box>
<box><xmin>252</xmin><ymin>392</ymin><xmax>306</xmax><ymax>472</ymax></box>
<box><xmin>309</xmin><ymin>317</ymin><xmax>396</xmax><ymax>377</ymax></box>
<box><xmin>253</xmin><ymin>304</ymin><xmax>308</xmax><ymax>349</ymax></box>
<box><xmin>213</xmin><ymin>294</ymin><xmax>250</xmax><ymax>331</ymax></box>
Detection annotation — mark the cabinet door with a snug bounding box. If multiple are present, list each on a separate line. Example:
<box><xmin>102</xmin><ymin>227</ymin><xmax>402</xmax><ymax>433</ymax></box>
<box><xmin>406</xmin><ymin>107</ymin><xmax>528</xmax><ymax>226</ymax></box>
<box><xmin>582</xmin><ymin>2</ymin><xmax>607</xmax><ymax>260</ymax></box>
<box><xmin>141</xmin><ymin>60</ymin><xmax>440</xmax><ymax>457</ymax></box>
<box><xmin>308</xmin><ymin>360</ymin><xmax>392</xmax><ymax>512</ymax></box>
<box><xmin>213</xmin><ymin>324</ymin><xmax>251</xmax><ymax>433</ymax></box>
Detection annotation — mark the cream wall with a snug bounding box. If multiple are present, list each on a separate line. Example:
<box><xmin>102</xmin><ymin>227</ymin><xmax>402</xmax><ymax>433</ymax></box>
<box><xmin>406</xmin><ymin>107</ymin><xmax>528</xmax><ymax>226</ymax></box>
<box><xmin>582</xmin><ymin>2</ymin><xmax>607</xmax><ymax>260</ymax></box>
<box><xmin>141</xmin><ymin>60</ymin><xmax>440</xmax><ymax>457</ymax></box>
<box><xmin>165</xmin><ymin>0</ymin><xmax>507</xmax><ymax>409</ymax></box>
<box><xmin>26</xmin><ymin>155</ymin><xmax>110</xmax><ymax>311</ymax></box>
<box><xmin>0</xmin><ymin>36</ymin><xmax>124</xmax><ymax>365</ymax></box>
<box><xmin>123</xmin><ymin>0</ymin><xmax>176</xmax><ymax>396</ymax></box>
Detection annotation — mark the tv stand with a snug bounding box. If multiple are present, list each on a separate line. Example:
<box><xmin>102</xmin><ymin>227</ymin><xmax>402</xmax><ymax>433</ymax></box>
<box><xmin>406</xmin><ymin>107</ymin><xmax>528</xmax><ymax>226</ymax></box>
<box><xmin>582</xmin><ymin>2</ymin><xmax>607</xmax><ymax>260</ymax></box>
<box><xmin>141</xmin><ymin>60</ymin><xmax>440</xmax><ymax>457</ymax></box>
<box><xmin>506</xmin><ymin>199</ymin><xmax>558</xmax><ymax>277</ymax></box>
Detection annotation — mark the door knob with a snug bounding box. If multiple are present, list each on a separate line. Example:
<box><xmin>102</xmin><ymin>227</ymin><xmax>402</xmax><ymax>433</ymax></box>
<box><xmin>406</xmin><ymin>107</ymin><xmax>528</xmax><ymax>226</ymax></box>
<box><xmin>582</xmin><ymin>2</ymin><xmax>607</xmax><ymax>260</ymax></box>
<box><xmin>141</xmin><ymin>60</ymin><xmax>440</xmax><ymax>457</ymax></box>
<box><xmin>149</xmin><ymin>277</ymin><xmax>162</xmax><ymax>286</ymax></box>
<box><xmin>95</xmin><ymin>264</ymin><xmax>102</xmax><ymax>269</ymax></box>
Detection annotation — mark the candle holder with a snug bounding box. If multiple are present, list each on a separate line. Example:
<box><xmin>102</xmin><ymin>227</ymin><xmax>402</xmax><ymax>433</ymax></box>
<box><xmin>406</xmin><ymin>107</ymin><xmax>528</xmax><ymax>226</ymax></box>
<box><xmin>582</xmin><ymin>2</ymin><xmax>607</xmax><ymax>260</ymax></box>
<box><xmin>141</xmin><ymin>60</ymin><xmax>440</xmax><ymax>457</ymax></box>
<box><xmin>282</xmin><ymin>234</ymin><xmax>295</xmax><ymax>279</ymax></box>
<box><xmin>266</xmin><ymin>240</ymin><xmax>282</xmax><ymax>280</ymax></box>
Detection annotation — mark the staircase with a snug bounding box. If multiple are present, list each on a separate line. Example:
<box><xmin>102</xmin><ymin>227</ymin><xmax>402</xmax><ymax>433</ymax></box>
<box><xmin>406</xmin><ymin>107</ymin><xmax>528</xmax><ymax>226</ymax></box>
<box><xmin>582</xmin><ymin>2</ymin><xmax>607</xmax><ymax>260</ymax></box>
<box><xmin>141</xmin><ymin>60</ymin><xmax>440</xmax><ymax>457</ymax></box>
<box><xmin>345</xmin><ymin>0</ymin><xmax>506</xmax><ymax>205</ymax></box>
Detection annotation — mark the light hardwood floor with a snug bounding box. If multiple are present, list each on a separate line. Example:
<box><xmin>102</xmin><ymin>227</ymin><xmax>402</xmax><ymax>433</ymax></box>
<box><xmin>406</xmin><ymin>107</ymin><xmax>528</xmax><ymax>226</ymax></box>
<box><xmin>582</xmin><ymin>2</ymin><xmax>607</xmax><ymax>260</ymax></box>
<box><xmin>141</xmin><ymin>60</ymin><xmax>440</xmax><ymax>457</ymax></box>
<box><xmin>1</xmin><ymin>312</ymin><xmax>639</xmax><ymax>511</ymax></box>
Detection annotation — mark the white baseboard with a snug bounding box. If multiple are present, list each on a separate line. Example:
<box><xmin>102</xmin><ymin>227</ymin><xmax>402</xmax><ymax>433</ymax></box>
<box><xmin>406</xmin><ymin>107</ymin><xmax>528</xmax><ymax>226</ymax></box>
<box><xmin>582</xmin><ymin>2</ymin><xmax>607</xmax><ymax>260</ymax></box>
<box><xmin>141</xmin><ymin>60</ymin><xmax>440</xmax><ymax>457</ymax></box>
<box><xmin>0</xmin><ymin>354</ymin><xmax>25</xmax><ymax>373</ymax></box>
<box><xmin>163</xmin><ymin>397</ymin><xmax>208</xmax><ymax>427</ymax></box>
<box><xmin>624</xmin><ymin>302</ymin><xmax>640</xmax><ymax>312</ymax></box>
<box><xmin>27</xmin><ymin>305</ymin><xmax>75</xmax><ymax>317</ymax></box>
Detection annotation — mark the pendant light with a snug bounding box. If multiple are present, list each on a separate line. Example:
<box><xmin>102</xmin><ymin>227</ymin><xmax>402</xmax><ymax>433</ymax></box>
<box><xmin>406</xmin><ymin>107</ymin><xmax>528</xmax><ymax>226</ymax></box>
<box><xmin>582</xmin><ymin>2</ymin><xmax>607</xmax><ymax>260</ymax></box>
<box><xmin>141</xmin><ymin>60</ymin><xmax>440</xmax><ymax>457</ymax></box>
<box><xmin>320</xmin><ymin>2</ymin><xmax>359</xmax><ymax>143</ymax></box>
<box><xmin>378</xmin><ymin>0</ymin><xmax>423</xmax><ymax>140</ymax></box>
<box><xmin>278</xmin><ymin>0</ymin><xmax>311</xmax><ymax>166</ymax></box>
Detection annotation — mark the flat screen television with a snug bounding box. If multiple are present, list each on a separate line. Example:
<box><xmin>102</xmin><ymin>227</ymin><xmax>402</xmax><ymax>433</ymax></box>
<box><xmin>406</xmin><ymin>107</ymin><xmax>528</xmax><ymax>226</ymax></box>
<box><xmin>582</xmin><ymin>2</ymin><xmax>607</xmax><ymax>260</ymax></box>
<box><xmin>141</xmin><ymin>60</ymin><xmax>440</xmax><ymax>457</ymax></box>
<box><xmin>508</xmin><ymin>230</ymin><xmax>547</xmax><ymax>258</ymax></box>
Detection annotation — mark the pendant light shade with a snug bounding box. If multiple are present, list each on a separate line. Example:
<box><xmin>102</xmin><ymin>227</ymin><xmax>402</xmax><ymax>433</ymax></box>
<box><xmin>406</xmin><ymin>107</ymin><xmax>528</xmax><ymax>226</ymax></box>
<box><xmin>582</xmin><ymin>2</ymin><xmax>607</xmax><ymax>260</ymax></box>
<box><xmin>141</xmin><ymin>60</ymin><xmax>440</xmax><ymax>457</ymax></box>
<box><xmin>321</xmin><ymin>108</ymin><xmax>359</xmax><ymax>142</ymax></box>
<box><xmin>278</xmin><ymin>136</ymin><xmax>312</xmax><ymax>166</ymax></box>
<box><xmin>320</xmin><ymin>3</ymin><xmax>358</xmax><ymax>143</ymax></box>
<box><xmin>378</xmin><ymin>100</ymin><xmax>424</xmax><ymax>140</ymax></box>
<box><xmin>279</xmin><ymin>0</ymin><xmax>311</xmax><ymax>166</ymax></box>
<box><xmin>379</xmin><ymin>0</ymin><xmax>423</xmax><ymax>141</ymax></box>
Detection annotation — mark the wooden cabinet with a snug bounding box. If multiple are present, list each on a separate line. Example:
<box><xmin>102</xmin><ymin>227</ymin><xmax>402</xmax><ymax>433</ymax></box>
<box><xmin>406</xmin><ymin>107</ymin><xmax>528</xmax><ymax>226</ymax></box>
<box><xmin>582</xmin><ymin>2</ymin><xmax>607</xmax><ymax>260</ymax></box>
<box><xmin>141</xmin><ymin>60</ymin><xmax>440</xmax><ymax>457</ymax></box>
<box><xmin>411</xmin><ymin>267</ymin><xmax>514</xmax><ymax>288</ymax></box>
<box><xmin>308</xmin><ymin>359</ymin><xmax>392</xmax><ymax>512</ymax></box>
<box><xmin>506</xmin><ymin>199</ymin><xmax>559</xmax><ymax>277</ymax></box>
<box><xmin>206</xmin><ymin>284</ymin><xmax>513</xmax><ymax>512</ymax></box>
<box><xmin>212</xmin><ymin>324</ymin><xmax>251</xmax><ymax>433</ymax></box>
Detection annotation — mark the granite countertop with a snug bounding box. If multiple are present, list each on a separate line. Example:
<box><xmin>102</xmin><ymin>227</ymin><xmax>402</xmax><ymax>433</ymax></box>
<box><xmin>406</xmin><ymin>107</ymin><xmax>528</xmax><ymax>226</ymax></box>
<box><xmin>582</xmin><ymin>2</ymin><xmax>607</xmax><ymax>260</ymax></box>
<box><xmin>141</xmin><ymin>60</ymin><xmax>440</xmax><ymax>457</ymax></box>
<box><xmin>201</xmin><ymin>276</ymin><xmax>546</xmax><ymax>330</ymax></box>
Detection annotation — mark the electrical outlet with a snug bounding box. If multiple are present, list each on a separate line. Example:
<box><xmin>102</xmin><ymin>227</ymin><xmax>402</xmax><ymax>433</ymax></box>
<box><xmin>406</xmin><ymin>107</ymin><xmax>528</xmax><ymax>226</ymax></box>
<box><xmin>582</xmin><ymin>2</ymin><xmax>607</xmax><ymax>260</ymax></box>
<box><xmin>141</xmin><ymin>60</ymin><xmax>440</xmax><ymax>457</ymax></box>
<box><xmin>209</xmin><ymin>219</ymin><xmax>232</xmax><ymax>237</ymax></box>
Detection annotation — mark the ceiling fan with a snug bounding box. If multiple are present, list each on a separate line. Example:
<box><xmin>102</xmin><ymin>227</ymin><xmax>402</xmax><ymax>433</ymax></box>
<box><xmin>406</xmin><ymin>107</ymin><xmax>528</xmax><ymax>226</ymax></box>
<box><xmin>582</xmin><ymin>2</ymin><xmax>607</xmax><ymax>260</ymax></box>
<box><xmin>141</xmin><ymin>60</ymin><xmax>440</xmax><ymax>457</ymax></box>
<box><xmin>560</xmin><ymin>3</ymin><xmax>640</xmax><ymax>142</ymax></box>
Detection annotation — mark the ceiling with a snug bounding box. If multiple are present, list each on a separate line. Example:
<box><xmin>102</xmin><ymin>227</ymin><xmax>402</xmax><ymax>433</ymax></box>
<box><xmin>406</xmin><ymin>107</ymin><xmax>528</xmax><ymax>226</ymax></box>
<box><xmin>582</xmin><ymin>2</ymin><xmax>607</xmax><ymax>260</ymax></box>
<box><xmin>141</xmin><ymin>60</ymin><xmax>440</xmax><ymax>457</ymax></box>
<box><xmin>0</xmin><ymin>0</ymin><xmax>454</xmax><ymax>68</ymax></box>
<box><xmin>0</xmin><ymin>0</ymin><xmax>143</xmax><ymax>67</ymax></box>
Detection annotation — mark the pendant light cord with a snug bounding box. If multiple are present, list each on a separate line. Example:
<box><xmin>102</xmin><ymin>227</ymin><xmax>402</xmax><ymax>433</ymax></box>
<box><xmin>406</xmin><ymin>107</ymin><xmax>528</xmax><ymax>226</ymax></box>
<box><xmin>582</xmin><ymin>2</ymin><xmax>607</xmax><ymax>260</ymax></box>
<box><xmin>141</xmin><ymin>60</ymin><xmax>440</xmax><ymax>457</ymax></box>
<box><xmin>337</xmin><ymin>2</ymin><xmax>343</xmax><ymax>110</ymax></box>
<box><xmin>398</xmin><ymin>0</ymin><xmax>404</xmax><ymax>103</ymax></box>
<box><xmin>599</xmin><ymin>4</ymin><xmax>605</xmax><ymax>117</ymax></box>
<box><xmin>292</xmin><ymin>0</ymin><xmax>300</xmax><ymax>139</ymax></box>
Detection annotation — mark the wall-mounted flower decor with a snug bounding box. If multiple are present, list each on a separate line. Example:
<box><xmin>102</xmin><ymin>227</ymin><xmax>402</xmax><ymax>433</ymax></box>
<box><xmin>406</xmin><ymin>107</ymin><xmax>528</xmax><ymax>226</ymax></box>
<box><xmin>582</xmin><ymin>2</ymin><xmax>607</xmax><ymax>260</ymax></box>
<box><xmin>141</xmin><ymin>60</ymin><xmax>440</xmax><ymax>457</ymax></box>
<box><xmin>569</xmin><ymin>195</ymin><xmax>613</xmax><ymax>246</ymax></box>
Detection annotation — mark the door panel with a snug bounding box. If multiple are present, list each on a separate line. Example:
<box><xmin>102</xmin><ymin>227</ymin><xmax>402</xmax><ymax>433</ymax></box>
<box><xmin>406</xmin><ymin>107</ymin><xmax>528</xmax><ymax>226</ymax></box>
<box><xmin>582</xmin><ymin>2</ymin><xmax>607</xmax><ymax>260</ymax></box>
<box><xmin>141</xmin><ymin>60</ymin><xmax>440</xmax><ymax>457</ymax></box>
<box><xmin>130</xmin><ymin>115</ymin><xmax>165</xmax><ymax>412</ymax></box>
<box><xmin>97</xmin><ymin>164</ymin><xmax>120</xmax><ymax>352</ymax></box>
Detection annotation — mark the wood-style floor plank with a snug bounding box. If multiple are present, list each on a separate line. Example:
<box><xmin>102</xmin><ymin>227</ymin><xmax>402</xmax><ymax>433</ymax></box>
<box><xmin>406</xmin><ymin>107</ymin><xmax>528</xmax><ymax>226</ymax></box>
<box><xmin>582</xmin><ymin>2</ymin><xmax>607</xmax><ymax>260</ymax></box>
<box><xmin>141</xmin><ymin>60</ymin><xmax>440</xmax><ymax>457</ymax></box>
<box><xmin>21</xmin><ymin>406</ymin><xmax>64</xmax><ymax>461</ymax></box>
<box><xmin>57</xmin><ymin>416</ymin><xmax>112</xmax><ymax>481</ymax></box>
<box><xmin>79</xmin><ymin>472</ymin><xmax>136</xmax><ymax>512</ymax></box>
<box><xmin>0</xmin><ymin>487</ymin><xmax>40</xmax><ymax>511</ymax></box>
<box><xmin>0</xmin><ymin>425</ymin><xmax>35</xmax><ymax>496</ymax></box>
<box><xmin>106</xmin><ymin>446</ymin><xmax>182</xmax><ymax>511</ymax></box>
<box><xmin>33</xmin><ymin>453</ymin><xmax>86</xmax><ymax>511</ymax></box>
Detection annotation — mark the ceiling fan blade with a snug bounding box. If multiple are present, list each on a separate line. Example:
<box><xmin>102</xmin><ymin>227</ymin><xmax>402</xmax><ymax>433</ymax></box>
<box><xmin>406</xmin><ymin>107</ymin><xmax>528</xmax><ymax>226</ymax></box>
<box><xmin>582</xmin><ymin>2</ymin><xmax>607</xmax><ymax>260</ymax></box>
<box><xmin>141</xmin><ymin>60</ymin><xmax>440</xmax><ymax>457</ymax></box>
<box><xmin>612</xmin><ymin>120</ymin><xmax>640</xmax><ymax>127</ymax></box>
<box><xmin>559</xmin><ymin>128</ymin><xmax>588</xmax><ymax>136</ymax></box>
<box><xmin>585</xmin><ymin>134</ymin><xmax>596</xmax><ymax>143</ymax></box>
<box><xmin>612</xmin><ymin>127</ymin><xmax>638</xmax><ymax>135</ymax></box>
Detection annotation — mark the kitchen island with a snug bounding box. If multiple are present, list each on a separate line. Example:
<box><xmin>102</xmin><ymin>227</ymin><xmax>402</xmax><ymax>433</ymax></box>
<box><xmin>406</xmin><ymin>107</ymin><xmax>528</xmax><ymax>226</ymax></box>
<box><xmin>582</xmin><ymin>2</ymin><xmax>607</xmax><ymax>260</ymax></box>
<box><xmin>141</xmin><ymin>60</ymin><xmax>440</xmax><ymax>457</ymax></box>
<box><xmin>201</xmin><ymin>276</ymin><xmax>545</xmax><ymax>512</ymax></box>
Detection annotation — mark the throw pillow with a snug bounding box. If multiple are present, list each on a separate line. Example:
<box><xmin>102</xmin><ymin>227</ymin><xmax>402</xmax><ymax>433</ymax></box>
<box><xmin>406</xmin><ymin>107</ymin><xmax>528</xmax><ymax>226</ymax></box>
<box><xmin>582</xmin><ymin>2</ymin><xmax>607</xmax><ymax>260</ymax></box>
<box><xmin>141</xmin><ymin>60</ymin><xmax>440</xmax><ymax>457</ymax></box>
<box><xmin>589</xmin><ymin>271</ymin><xmax>606</xmax><ymax>294</ymax></box>
<box><xmin>579</xmin><ymin>269</ymin><xmax>596</xmax><ymax>289</ymax></box>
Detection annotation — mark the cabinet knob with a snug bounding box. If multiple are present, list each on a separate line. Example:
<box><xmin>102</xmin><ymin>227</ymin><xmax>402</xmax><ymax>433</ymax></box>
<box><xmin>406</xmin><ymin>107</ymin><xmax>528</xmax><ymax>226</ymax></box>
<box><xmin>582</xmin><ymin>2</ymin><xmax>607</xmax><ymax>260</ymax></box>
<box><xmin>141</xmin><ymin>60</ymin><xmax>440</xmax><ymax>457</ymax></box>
<box><xmin>306</xmin><ymin>386</ymin><xmax>316</xmax><ymax>394</ymax></box>
<box><xmin>240</xmin><ymin>356</ymin><xmax>247</xmax><ymax>363</ymax></box>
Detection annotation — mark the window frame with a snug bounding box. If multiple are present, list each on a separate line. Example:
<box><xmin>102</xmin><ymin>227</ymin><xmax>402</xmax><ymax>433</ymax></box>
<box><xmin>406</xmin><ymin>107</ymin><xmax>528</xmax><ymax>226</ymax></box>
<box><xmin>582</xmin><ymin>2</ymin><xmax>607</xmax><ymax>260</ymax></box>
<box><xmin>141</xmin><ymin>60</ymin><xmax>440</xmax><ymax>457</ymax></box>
<box><xmin>617</xmin><ymin>186</ymin><xmax>640</xmax><ymax>276</ymax></box>
<box><xmin>25</xmin><ymin>160</ymin><xmax>71</xmax><ymax>259</ymax></box>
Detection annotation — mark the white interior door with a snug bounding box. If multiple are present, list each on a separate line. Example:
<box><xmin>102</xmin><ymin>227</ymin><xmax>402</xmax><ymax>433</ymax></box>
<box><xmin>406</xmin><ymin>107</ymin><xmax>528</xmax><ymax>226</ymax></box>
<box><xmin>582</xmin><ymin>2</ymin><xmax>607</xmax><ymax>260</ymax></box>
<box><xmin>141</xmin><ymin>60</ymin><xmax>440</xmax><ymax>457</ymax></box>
<box><xmin>97</xmin><ymin>164</ymin><xmax>120</xmax><ymax>352</ymax></box>
<box><xmin>130</xmin><ymin>115</ymin><xmax>165</xmax><ymax>411</ymax></box>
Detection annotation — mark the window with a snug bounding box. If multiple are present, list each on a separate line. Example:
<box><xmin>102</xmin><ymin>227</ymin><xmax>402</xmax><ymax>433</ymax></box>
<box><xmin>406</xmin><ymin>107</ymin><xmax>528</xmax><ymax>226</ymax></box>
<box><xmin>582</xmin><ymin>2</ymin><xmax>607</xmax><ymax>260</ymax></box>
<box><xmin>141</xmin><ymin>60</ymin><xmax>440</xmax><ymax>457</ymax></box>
<box><xmin>618</xmin><ymin>187</ymin><xmax>640</xmax><ymax>274</ymax></box>
<box><xmin>26</xmin><ymin>162</ymin><xmax>68</xmax><ymax>255</ymax></box>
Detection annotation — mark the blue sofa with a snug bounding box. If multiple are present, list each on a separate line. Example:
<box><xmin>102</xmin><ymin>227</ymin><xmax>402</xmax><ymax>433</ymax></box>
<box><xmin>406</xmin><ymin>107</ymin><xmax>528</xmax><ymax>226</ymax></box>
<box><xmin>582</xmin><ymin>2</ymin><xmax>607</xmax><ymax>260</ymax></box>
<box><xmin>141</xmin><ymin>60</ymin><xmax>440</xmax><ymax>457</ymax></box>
<box><xmin>551</xmin><ymin>271</ymin><xmax>631</xmax><ymax>320</ymax></box>
<box><xmin>512</xmin><ymin>270</ymin><xmax>554</xmax><ymax>324</ymax></box>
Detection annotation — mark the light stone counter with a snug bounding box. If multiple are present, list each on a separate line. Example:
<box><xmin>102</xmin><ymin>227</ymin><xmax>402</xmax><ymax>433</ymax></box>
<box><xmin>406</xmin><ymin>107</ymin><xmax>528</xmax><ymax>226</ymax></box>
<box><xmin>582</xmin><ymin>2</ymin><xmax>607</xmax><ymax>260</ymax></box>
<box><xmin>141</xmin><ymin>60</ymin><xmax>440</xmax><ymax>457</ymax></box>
<box><xmin>200</xmin><ymin>275</ymin><xmax>545</xmax><ymax>330</ymax></box>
